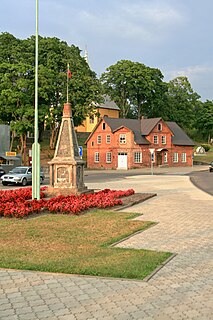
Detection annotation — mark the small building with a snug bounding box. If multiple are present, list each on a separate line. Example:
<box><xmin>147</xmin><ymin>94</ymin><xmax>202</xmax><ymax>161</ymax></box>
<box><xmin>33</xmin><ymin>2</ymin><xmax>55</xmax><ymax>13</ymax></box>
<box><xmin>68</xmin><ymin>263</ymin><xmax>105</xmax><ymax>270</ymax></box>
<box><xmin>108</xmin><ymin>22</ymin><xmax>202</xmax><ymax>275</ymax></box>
<box><xmin>86</xmin><ymin>117</ymin><xmax>194</xmax><ymax>169</ymax></box>
<box><xmin>75</xmin><ymin>95</ymin><xmax>119</xmax><ymax>133</ymax></box>
<box><xmin>0</xmin><ymin>124</ymin><xmax>10</xmax><ymax>153</ymax></box>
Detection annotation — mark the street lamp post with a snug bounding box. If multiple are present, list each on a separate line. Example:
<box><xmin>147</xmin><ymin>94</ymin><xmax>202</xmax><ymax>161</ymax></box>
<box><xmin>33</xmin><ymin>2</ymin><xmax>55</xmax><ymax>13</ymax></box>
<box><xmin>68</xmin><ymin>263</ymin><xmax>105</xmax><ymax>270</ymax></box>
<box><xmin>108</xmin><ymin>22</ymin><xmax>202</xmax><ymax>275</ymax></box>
<box><xmin>32</xmin><ymin>0</ymin><xmax>40</xmax><ymax>200</ymax></box>
<box><xmin>149</xmin><ymin>148</ymin><xmax>155</xmax><ymax>175</ymax></box>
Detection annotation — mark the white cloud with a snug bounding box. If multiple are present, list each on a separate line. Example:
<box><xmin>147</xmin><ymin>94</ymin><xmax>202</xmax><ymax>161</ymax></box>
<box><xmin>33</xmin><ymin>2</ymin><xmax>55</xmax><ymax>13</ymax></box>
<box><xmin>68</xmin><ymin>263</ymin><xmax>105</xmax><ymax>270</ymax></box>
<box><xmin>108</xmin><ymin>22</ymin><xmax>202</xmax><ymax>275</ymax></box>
<box><xmin>163</xmin><ymin>65</ymin><xmax>213</xmax><ymax>81</ymax></box>
<box><xmin>162</xmin><ymin>65</ymin><xmax>213</xmax><ymax>101</ymax></box>
<box><xmin>49</xmin><ymin>1</ymin><xmax>186</xmax><ymax>44</ymax></box>
<box><xmin>122</xmin><ymin>2</ymin><xmax>185</xmax><ymax>26</ymax></box>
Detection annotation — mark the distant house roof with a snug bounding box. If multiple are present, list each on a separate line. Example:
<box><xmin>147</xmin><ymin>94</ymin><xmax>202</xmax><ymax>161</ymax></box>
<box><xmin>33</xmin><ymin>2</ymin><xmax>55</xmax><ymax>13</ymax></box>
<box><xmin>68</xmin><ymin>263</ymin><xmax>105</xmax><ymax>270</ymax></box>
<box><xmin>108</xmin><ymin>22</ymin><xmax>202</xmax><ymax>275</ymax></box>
<box><xmin>97</xmin><ymin>95</ymin><xmax>120</xmax><ymax>111</ymax></box>
<box><xmin>140</xmin><ymin>118</ymin><xmax>162</xmax><ymax>135</ymax></box>
<box><xmin>86</xmin><ymin>117</ymin><xmax>194</xmax><ymax>146</ymax></box>
<box><xmin>166</xmin><ymin>122</ymin><xmax>195</xmax><ymax>146</ymax></box>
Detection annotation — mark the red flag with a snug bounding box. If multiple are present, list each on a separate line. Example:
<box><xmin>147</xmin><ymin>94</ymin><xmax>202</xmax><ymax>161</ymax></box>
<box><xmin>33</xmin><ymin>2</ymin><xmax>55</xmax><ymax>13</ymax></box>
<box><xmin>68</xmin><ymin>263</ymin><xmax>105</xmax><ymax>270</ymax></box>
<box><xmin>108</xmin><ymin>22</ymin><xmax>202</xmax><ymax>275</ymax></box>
<box><xmin>67</xmin><ymin>64</ymin><xmax>72</xmax><ymax>79</ymax></box>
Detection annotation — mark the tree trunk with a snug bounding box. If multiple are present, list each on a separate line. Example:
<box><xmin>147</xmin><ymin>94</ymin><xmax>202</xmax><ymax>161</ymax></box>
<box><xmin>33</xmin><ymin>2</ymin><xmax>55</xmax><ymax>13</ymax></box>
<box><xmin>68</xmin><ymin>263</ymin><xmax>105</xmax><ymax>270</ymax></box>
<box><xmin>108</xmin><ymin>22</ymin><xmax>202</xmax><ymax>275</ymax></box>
<box><xmin>20</xmin><ymin>134</ymin><xmax>27</xmax><ymax>165</ymax></box>
<box><xmin>49</xmin><ymin>125</ymin><xmax>59</xmax><ymax>150</ymax></box>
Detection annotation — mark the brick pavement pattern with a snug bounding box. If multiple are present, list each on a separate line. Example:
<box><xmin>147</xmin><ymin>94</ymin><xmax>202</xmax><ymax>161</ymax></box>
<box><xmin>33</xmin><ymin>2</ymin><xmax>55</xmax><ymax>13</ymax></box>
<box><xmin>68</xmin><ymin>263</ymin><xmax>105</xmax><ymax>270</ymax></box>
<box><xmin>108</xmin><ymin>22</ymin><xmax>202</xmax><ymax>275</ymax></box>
<box><xmin>0</xmin><ymin>174</ymin><xmax>212</xmax><ymax>320</ymax></box>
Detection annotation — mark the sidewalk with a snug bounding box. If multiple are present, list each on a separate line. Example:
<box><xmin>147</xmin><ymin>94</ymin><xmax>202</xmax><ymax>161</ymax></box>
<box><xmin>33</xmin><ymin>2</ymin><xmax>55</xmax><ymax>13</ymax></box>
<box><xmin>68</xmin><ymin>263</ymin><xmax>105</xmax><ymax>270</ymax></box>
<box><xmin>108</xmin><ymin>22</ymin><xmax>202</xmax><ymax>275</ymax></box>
<box><xmin>0</xmin><ymin>174</ymin><xmax>212</xmax><ymax>320</ymax></box>
<box><xmin>85</xmin><ymin>164</ymin><xmax>209</xmax><ymax>175</ymax></box>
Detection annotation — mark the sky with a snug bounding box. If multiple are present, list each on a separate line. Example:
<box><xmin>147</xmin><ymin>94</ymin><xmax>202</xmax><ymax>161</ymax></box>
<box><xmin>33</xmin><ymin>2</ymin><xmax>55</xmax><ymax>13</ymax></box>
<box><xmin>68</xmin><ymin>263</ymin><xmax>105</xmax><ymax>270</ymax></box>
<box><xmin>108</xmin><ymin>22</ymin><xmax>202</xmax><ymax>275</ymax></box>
<box><xmin>1</xmin><ymin>0</ymin><xmax>213</xmax><ymax>101</ymax></box>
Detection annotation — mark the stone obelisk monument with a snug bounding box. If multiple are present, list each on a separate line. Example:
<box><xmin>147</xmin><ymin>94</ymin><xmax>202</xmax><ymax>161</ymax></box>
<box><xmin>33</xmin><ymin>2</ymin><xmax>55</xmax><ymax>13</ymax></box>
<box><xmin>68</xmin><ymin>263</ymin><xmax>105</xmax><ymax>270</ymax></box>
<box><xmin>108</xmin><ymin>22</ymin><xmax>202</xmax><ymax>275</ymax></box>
<box><xmin>48</xmin><ymin>102</ymin><xmax>88</xmax><ymax>196</ymax></box>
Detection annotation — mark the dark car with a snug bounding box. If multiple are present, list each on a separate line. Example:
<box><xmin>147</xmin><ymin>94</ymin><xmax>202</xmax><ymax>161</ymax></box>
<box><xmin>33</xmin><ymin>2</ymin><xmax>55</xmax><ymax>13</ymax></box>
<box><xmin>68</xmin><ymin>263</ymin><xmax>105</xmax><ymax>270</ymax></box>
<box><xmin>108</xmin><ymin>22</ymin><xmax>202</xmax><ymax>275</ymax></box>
<box><xmin>0</xmin><ymin>166</ymin><xmax>6</xmax><ymax>177</ymax></box>
<box><xmin>0</xmin><ymin>166</ymin><xmax>45</xmax><ymax>186</ymax></box>
<box><xmin>209</xmin><ymin>161</ymin><xmax>213</xmax><ymax>172</ymax></box>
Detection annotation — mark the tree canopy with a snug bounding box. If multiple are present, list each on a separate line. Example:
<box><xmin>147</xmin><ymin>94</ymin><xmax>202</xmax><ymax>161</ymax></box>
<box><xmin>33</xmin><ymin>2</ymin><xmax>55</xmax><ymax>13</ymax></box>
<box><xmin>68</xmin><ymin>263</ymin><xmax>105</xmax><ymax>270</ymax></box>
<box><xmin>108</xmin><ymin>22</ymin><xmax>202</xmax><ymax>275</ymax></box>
<box><xmin>100</xmin><ymin>60</ymin><xmax>167</xmax><ymax>119</ymax></box>
<box><xmin>0</xmin><ymin>32</ymin><xmax>102</xmax><ymax>152</ymax></box>
<box><xmin>165</xmin><ymin>76</ymin><xmax>201</xmax><ymax>132</ymax></box>
<box><xmin>194</xmin><ymin>100</ymin><xmax>213</xmax><ymax>140</ymax></box>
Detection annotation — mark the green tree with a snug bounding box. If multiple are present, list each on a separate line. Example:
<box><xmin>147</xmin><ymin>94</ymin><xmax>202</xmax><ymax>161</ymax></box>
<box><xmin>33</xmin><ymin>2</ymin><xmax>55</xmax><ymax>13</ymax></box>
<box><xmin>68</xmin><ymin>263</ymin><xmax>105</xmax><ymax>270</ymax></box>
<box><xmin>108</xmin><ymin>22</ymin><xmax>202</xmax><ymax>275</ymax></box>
<box><xmin>100</xmin><ymin>60</ymin><xmax>167</xmax><ymax>119</ymax></box>
<box><xmin>0</xmin><ymin>62</ymin><xmax>35</xmax><ymax>162</ymax></box>
<box><xmin>165</xmin><ymin>76</ymin><xmax>200</xmax><ymax>131</ymax></box>
<box><xmin>194</xmin><ymin>100</ymin><xmax>213</xmax><ymax>141</ymax></box>
<box><xmin>0</xmin><ymin>33</ymin><xmax>102</xmax><ymax>153</ymax></box>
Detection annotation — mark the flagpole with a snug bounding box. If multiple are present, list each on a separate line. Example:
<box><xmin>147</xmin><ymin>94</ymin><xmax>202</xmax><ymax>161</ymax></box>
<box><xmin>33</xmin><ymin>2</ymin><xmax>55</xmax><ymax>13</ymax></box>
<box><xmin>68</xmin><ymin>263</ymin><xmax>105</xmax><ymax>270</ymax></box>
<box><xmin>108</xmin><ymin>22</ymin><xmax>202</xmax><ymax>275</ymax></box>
<box><xmin>67</xmin><ymin>64</ymin><xmax>69</xmax><ymax>103</ymax></box>
<box><xmin>32</xmin><ymin>0</ymin><xmax>40</xmax><ymax>200</ymax></box>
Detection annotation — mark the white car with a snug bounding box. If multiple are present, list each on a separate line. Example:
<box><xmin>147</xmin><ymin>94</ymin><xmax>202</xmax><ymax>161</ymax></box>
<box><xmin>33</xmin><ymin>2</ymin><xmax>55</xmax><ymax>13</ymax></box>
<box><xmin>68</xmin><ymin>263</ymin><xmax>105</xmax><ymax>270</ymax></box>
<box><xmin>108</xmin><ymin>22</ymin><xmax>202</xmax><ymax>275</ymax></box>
<box><xmin>0</xmin><ymin>166</ymin><xmax>44</xmax><ymax>186</ymax></box>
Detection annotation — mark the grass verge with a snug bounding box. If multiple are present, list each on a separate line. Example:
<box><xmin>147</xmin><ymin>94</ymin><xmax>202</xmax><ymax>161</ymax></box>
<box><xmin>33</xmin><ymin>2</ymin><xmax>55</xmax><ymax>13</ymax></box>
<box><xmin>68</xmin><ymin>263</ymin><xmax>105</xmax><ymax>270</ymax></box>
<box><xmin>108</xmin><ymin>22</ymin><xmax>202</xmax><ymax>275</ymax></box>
<box><xmin>193</xmin><ymin>147</ymin><xmax>213</xmax><ymax>164</ymax></box>
<box><xmin>0</xmin><ymin>210</ymin><xmax>171</xmax><ymax>280</ymax></box>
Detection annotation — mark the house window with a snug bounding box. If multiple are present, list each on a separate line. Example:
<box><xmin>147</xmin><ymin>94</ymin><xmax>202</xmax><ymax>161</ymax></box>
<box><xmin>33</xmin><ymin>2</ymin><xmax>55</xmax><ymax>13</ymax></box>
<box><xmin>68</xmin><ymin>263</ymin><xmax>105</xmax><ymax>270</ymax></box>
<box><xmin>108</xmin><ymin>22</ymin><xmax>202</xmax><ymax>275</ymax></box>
<box><xmin>106</xmin><ymin>152</ymin><xmax>112</xmax><ymax>163</ymax></box>
<box><xmin>153</xmin><ymin>135</ymin><xmax>158</xmax><ymax>144</ymax></box>
<box><xmin>134</xmin><ymin>152</ymin><xmax>142</xmax><ymax>163</ymax></box>
<box><xmin>161</xmin><ymin>136</ymin><xmax>166</xmax><ymax>144</ymax></box>
<box><xmin>97</xmin><ymin>135</ymin><xmax>101</xmax><ymax>144</ymax></box>
<box><xmin>106</xmin><ymin>135</ymin><xmax>111</xmax><ymax>144</ymax></box>
<box><xmin>164</xmin><ymin>152</ymin><xmax>168</xmax><ymax>163</ymax></box>
<box><xmin>89</xmin><ymin>115</ymin><xmax>94</xmax><ymax>124</ymax></box>
<box><xmin>94</xmin><ymin>152</ymin><xmax>100</xmax><ymax>163</ymax></box>
<box><xmin>91</xmin><ymin>141</ymin><xmax>94</xmax><ymax>146</ymax></box>
<box><xmin>158</xmin><ymin>123</ymin><xmax>162</xmax><ymax>131</ymax></box>
<box><xmin>102</xmin><ymin>123</ymin><xmax>106</xmax><ymax>130</ymax></box>
<box><xmin>119</xmin><ymin>134</ymin><xmax>126</xmax><ymax>144</ymax></box>
<box><xmin>181</xmin><ymin>153</ymin><xmax>186</xmax><ymax>163</ymax></box>
<box><xmin>173</xmin><ymin>152</ymin><xmax>178</xmax><ymax>163</ymax></box>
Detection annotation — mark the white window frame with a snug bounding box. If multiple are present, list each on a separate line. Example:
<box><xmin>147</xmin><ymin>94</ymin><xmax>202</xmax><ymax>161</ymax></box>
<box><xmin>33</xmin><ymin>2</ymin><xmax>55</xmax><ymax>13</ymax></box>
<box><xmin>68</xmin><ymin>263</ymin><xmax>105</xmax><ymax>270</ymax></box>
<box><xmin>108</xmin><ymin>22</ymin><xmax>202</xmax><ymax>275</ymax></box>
<box><xmin>161</xmin><ymin>136</ymin><xmax>166</xmax><ymax>144</ymax></box>
<box><xmin>119</xmin><ymin>134</ymin><xmax>126</xmax><ymax>144</ymax></box>
<box><xmin>106</xmin><ymin>152</ymin><xmax>112</xmax><ymax>163</ymax></box>
<box><xmin>94</xmin><ymin>152</ymin><xmax>100</xmax><ymax>163</ymax></box>
<box><xmin>181</xmin><ymin>152</ymin><xmax>186</xmax><ymax>163</ymax></box>
<box><xmin>173</xmin><ymin>152</ymin><xmax>178</xmax><ymax>163</ymax></box>
<box><xmin>97</xmin><ymin>135</ymin><xmax>101</xmax><ymax>144</ymax></box>
<box><xmin>153</xmin><ymin>135</ymin><xmax>158</xmax><ymax>144</ymax></box>
<box><xmin>134</xmin><ymin>152</ymin><xmax>142</xmax><ymax>163</ymax></box>
<box><xmin>106</xmin><ymin>135</ymin><xmax>111</xmax><ymax>144</ymax></box>
<box><xmin>164</xmin><ymin>152</ymin><xmax>168</xmax><ymax>163</ymax></box>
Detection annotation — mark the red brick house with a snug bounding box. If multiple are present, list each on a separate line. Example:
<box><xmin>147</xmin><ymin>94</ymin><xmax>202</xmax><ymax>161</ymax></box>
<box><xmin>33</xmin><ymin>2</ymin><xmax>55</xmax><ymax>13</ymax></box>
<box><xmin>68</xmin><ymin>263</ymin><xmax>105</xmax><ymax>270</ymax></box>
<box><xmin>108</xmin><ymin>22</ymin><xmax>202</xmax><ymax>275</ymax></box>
<box><xmin>85</xmin><ymin>117</ymin><xmax>194</xmax><ymax>169</ymax></box>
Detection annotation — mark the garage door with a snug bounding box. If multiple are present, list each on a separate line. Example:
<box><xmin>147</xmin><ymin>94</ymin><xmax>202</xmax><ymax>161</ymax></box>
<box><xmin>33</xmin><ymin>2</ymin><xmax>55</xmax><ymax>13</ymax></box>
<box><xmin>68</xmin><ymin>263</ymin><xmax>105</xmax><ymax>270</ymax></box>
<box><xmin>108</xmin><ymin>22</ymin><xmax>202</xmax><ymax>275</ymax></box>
<box><xmin>117</xmin><ymin>153</ymin><xmax>128</xmax><ymax>170</ymax></box>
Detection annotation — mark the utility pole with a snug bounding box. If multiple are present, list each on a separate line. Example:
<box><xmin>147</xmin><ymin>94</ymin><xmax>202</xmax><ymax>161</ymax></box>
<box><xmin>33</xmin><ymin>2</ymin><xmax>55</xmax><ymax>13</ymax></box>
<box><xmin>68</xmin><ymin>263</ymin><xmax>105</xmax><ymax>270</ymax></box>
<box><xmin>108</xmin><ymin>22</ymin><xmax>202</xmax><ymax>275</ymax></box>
<box><xmin>32</xmin><ymin>0</ymin><xmax>40</xmax><ymax>200</ymax></box>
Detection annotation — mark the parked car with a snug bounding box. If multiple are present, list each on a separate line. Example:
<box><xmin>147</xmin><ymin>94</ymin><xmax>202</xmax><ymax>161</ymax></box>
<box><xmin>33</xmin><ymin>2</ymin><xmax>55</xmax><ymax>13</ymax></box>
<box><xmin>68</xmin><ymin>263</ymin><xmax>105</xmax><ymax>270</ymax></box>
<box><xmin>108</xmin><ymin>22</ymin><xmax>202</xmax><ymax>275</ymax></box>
<box><xmin>0</xmin><ymin>166</ymin><xmax>45</xmax><ymax>186</ymax></box>
<box><xmin>209</xmin><ymin>161</ymin><xmax>213</xmax><ymax>172</ymax></box>
<box><xmin>0</xmin><ymin>166</ymin><xmax>6</xmax><ymax>177</ymax></box>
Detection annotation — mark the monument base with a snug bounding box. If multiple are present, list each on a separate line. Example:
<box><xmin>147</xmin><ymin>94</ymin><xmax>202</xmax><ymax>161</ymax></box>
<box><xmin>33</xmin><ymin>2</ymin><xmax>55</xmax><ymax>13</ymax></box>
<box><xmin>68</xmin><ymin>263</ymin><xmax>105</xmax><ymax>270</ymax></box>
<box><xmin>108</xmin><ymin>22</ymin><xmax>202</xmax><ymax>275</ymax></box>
<box><xmin>44</xmin><ymin>186</ymin><xmax>94</xmax><ymax>198</ymax></box>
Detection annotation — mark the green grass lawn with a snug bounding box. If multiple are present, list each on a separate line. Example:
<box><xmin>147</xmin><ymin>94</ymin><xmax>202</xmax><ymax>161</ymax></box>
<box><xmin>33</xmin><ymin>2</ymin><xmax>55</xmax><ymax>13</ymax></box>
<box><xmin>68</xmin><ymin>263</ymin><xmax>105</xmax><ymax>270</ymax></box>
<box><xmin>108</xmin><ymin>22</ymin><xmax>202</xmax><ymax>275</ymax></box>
<box><xmin>0</xmin><ymin>210</ymin><xmax>171</xmax><ymax>280</ymax></box>
<box><xmin>194</xmin><ymin>146</ymin><xmax>213</xmax><ymax>164</ymax></box>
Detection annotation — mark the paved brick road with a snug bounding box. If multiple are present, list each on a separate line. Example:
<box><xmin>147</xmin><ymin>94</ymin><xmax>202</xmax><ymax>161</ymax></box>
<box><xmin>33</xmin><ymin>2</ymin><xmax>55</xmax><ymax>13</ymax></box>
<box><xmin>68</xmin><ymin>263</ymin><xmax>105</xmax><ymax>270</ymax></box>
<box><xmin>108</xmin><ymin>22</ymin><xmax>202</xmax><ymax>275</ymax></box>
<box><xmin>0</xmin><ymin>175</ymin><xmax>212</xmax><ymax>320</ymax></box>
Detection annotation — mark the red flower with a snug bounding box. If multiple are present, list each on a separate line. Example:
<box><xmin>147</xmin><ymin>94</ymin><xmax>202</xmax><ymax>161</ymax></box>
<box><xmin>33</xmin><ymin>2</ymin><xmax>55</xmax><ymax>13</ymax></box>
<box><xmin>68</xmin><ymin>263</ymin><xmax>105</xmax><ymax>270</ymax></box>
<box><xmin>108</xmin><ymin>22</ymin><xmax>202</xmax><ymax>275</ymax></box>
<box><xmin>0</xmin><ymin>187</ymin><xmax>134</xmax><ymax>218</ymax></box>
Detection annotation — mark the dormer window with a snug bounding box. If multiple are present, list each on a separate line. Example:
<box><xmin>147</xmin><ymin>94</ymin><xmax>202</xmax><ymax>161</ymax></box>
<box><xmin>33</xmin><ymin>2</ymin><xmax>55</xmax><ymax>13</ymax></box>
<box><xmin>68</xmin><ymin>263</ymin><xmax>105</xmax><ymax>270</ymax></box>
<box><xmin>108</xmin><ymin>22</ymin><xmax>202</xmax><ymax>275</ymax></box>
<box><xmin>158</xmin><ymin>123</ymin><xmax>162</xmax><ymax>131</ymax></box>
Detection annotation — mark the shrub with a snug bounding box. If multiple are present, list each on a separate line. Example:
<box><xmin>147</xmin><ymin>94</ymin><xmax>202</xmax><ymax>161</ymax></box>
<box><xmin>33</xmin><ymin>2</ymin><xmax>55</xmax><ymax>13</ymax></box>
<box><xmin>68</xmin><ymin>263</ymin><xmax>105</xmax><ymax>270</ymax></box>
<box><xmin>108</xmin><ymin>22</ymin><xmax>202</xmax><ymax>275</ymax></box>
<box><xmin>201</xmin><ymin>144</ymin><xmax>211</xmax><ymax>152</ymax></box>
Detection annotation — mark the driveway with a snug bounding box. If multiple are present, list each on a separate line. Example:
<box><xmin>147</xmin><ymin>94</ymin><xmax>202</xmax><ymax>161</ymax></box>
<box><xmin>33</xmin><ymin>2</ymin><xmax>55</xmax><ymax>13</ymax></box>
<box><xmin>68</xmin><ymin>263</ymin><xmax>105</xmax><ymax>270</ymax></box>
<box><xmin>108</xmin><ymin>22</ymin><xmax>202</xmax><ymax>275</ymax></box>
<box><xmin>0</xmin><ymin>174</ymin><xmax>212</xmax><ymax>320</ymax></box>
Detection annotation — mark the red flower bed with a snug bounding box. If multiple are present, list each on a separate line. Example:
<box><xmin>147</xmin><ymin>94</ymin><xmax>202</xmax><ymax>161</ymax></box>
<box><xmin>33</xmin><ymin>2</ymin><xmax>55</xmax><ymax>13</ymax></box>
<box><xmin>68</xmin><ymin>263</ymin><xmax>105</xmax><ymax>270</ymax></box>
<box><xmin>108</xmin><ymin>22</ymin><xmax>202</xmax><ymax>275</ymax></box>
<box><xmin>0</xmin><ymin>188</ymin><xmax>135</xmax><ymax>218</ymax></box>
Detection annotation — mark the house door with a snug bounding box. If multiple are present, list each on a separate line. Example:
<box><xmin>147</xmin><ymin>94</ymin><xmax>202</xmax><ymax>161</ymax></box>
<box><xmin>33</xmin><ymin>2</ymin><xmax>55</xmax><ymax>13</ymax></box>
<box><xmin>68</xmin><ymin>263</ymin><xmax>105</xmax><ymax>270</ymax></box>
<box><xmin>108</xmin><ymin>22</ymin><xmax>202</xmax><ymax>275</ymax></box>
<box><xmin>117</xmin><ymin>153</ymin><xmax>128</xmax><ymax>170</ymax></box>
<box><xmin>157</xmin><ymin>152</ymin><xmax>162</xmax><ymax>166</ymax></box>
